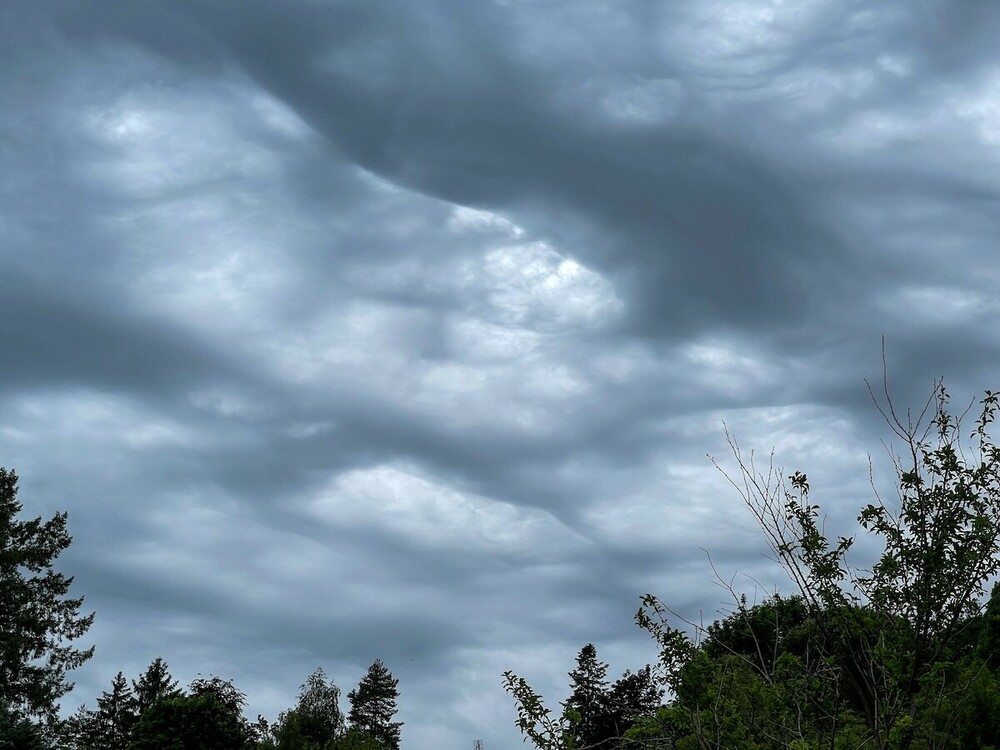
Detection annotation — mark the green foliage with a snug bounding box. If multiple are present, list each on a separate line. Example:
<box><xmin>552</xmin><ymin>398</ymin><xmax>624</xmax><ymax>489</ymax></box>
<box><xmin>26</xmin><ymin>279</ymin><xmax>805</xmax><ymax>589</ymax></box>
<box><xmin>264</xmin><ymin>709</ymin><xmax>310</xmax><ymax>750</ymax></box>
<box><xmin>0</xmin><ymin>466</ymin><xmax>405</xmax><ymax>749</ymax></box>
<box><xmin>347</xmin><ymin>661</ymin><xmax>401</xmax><ymax>750</ymax></box>
<box><xmin>0</xmin><ymin>467</ymin><xmax>94</xmax><ymax>721</ymax></box>
<box><xmin>269</xmin><ymin>667</ymin><xmax>344</xmax><ymax>750</ymax></box>
<box><xmin>331</xmin><ymin>727</ymin><xmax>384</xmax><ymax>750</ymax></box>
<box><xmin>293</xmin><ymin>667</ymin><xmax>344</xmax><ymax>744</ymax></box>
<box><xmin>0</xmin><ymin>701</ymin><xmax>49</xmax><ymax>750</ymax></box>
<box><xmin>605</xmin><ymin>666</ymin><xmax>662</xmax><ymax>738</ymax></box>
<box><xmin>128</xmin><ymin>691</ymin><xmax>254</xmax><ymax>750</ymax></box>
<box><xmin>61</xmin><ymin>658</ymin><xmax>182</xmax><ymax>750</ymax></box>
<box><xmin>682</xmin><ymin>381</ymin><xmax>1000</xmax><ymax>749</ymax></box>
<box><xmin>507</xmin><ymin>379</ymin><xmax>1000</xmax><ymax>750</ymax></box>
<box><xmin>505</xmin><ymin>644</ymin><xmax>662</xmax><ymax>750</ymax></box>
<box><xmin>501</xmin><ymin>671</ymin><xmax>572</xmax><ymax>750</ymax></box>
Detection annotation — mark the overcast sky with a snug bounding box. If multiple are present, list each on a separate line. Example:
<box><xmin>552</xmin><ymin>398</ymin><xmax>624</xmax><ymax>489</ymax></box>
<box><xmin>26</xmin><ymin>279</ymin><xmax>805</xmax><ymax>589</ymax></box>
<box><xmin>3</xmin><ymin>1</ymin><xmax>1000</xmax><ymax>747</ymax></box>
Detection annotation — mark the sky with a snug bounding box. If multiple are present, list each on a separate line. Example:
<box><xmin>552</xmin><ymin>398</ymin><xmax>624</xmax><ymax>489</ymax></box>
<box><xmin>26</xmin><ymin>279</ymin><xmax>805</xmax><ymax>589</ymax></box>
<box><xmin>3</xmin><ymin>1</ymin><xmax>1000</xmax><ymax>747</ymax></box>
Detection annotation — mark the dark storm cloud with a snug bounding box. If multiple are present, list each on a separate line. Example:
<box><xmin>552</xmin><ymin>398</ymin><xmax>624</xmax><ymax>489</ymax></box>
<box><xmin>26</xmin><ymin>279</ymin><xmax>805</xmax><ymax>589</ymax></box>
<box><xmin>4</xmin><ymin>1</ymin><xmax>1000</xmax><ymax>748</ymax></box>
<box><xmin>175</xmin><ymin>0</ymin><xmax>850</xmax><ymax>337</ymax></box>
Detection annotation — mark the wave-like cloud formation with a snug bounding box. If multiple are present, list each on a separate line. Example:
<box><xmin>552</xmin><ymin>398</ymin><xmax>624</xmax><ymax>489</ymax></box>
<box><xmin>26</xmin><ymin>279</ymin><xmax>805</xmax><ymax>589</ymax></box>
<box><xmin>2</xmin><ymin>1</ymin><xmax>999</xmax><ymax>746</ymax></box>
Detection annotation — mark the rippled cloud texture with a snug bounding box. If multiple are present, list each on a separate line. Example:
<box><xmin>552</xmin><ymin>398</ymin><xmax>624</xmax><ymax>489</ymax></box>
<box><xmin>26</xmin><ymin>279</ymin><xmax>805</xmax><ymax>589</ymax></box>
<box><xmin>3</xmin><ymin>1</ymin><xmax>1000</xmax><ymax>747</ymax></box>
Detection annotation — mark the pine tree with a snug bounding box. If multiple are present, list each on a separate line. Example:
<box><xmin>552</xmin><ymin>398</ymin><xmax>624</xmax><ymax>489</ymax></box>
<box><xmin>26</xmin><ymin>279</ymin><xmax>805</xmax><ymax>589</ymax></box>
<box><xmin>132</xmin><ymin>657</ymin><xmax>180</xmax><ymax>718</ymax></box>
<box><xmin>0</xmin><ymin>467</ymin><xmax>94</xmax><ymax>721</ymax></box>
<box><xmin>347</xmin><ymin>661</ymin><xmax>402</xmax><ymax>750</ymax></box>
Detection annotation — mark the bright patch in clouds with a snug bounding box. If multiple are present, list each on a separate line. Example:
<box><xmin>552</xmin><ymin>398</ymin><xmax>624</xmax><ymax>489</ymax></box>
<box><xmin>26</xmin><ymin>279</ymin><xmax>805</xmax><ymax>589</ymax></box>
<box><xmin>306</xmin><ymin>464</ymin><xmax>581</xmax><ymax>556</ymax></box>
<box><xmin>476</xmin><ymin>242</ymin><xmax>622</xmax><ymax>329</ymax></box>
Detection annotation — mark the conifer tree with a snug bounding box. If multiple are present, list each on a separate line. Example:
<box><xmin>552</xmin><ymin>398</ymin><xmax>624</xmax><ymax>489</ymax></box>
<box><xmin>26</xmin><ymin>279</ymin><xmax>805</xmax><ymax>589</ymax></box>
<box><xmin>94</xmin><ymin>672</ymin><xmax>137</xmax><ymax>750</ymax></box>
<box><xmin>132</xmin><ymin>657</ymin><xmax>180</xmax><ymax>718</ymax></box>
<box><xmin>60</xmin><ymin>672</ymin><xmax>137</xmax><ymax>750</ymax></box>
<box><xmin>347</xmin><ymin>661</ymin><xmax>402</xmax><ymax>750</ymax></box>
<box><xmin>0</xmin><ymin>467</ymin><xmax>94</xmax><ymax>721</ymax></box>
<box><xmin>0</xmin><ymin>700</ymin><xmax>48</xmax><ymax>750</ymax></box>
<box><xmin>564</xmin><ymin>644</ymin><xmax>610</xmax><ymax>749</ymax></box>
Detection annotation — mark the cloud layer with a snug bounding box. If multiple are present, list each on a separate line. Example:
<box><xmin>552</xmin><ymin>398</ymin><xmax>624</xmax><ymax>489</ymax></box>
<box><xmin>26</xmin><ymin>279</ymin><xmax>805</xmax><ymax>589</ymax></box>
<box><xmin>3</xmin><ymin>1</ymin><xmax>1000</xmax><ymax>746</ymax></box>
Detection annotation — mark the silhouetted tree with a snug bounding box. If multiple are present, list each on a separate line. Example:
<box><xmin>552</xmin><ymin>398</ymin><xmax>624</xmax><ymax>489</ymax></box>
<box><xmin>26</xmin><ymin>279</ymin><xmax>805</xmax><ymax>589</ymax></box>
<box><xmin>0</xmin><ymin>467</ymin><xmax>94</xmax><ymax>721</ymax></box>
<box><xmin>564</xmin><ymin>644</ymin><xmax>610</xmax><ymax>749</ymax></box>
<box><xmin>0</xmin><ymin>700</ymin><xmax>48</xmax><ymax>750</ymax></box>
<box><xmin>133</xmin><ymin>658</ymin><xmax>181</xmax><ymax>718</ymax></box>
<box><xmin>347</xmin><ymin>661</ymin><xmax>401</xmax><ymax>750</ymax></box>
<box><xmin>90</xmin><ymin>672</ymin><xmax>137</xmax><ymax>750</ymax></box>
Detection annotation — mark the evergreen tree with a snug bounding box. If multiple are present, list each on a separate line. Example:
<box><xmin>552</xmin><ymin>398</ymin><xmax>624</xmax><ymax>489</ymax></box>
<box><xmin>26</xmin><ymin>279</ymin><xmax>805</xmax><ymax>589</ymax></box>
<box><xmin>564</xmin><ymin>644</ymin><xmax>610</xmax><ymax>749</ymax></box>
<box><xmin>0</xmin><ymin>467</ymin><xmax>94</xmax><ymax>721</ymax></box>
<box><xmin>61</xmin><ymin>704</ymin><xmax>99</xmax><ymax>750</ymax></box>
<box><xmin>0</xmin><ymin>700</ymin><xmax>48</xmax><ymax>750</ymax></box>
<box><xmin>93</xmin><ymin>671</ymin><xmax>137</xmax><ymax>750</ymax></box>
<box><xmin>133</xmin><ymin>658</ymin><xmax>180</xmax><ymax>718</ymax></box>
<box><xmin>62</xmin><ymin>671</ymin><xmax>138</xmax><ymax>750</ymax></box>
<box><xmin>347</xmin><ymin>661</ymin><xmax>402</xmax><ymax>750</ymax></box>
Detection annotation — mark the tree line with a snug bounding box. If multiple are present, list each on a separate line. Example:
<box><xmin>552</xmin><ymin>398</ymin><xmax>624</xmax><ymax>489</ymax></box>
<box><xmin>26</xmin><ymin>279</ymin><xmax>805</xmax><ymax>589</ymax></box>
<box><xmin>505</xmin><ymin>381</ymin><xmax>1000</xmax><ymax>749</ymax></box>
<box><xmin>0</xmin><ymin>467</ymin><xmax>401</xmax><ymax>750</ymax></box>
<box><xmin>8</xmin><ymin>375</ymin><xmax>1000</xmax><ymax>749</ymax></box>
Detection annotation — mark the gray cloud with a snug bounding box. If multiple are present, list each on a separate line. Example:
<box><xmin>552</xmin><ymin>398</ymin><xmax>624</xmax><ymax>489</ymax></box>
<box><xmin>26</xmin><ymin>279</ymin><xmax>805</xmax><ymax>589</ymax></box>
<box><xmin>3</xmin><ymin>1</ymin><xmax>1000</xmax><ymax>747</ymax></box>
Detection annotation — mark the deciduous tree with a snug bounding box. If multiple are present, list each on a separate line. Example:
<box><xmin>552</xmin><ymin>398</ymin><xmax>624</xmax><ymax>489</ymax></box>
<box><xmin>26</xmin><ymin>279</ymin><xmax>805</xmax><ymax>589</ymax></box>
<box><xmin>269</xmin><ymin>667</ymin><xmax>344</xmax><ymax>750</ymax></box>
<box><xmin>128</xmin><ymin>676</ymin><xmax>257</xmax><ymax>750</ymax></box>
<box><xmin>507</xmin><ymin>376</ymin><xmax>1000</xmax><ymax>750</ymax></box>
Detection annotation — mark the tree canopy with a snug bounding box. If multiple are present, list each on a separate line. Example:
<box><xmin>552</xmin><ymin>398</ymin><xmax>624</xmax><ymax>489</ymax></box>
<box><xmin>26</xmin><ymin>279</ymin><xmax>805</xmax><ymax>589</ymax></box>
<box><xmin>506</xmin><ymin>380</ymin><xmax>1000</xmax><ymax>750</ymax></box>
<box><xmin>0</xmin><ymin>467</ymin><xmax>405</xmax><ymax>750</ymax></box>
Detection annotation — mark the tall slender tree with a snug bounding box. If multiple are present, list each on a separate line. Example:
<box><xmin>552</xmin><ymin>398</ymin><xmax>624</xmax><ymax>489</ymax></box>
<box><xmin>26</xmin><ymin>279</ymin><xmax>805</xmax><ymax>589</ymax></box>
<box><xmin>93</xmin><ymin>672</ymin><xmax>137</xmax><ymax>750</ymax></box>
<box><xmin>0</xmin><ymin>467</ymin><xmax>94</xmax><ymax>721</ymax></box>
<box><xmin>347</xmin><ymin>661</ymin><xmax>402</xmax><ymax>750</ymax></box>
<box><xmin>564</xmin><ymin>644</ymin><xmax>610</xmax><ymax>749</ymax></box>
